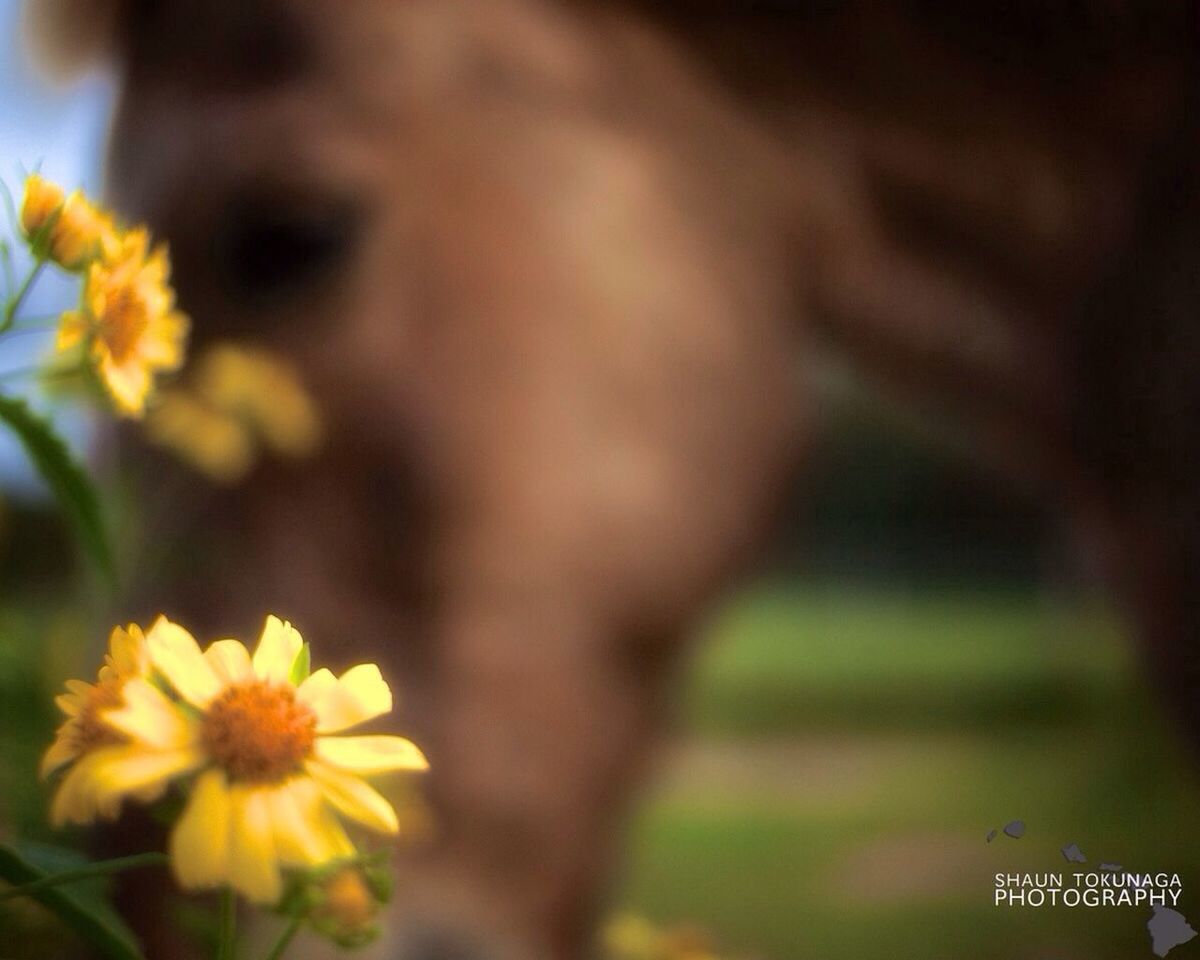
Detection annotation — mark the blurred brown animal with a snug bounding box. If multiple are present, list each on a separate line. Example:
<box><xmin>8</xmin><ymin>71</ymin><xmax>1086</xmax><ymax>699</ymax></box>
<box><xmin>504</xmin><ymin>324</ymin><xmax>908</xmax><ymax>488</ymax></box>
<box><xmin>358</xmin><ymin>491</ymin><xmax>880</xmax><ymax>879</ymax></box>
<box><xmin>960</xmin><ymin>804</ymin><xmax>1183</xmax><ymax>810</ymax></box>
<box><xmin>27</xmin><ymin>1</ymin><xmax>1200</xmax><ymax>958</ymax></box>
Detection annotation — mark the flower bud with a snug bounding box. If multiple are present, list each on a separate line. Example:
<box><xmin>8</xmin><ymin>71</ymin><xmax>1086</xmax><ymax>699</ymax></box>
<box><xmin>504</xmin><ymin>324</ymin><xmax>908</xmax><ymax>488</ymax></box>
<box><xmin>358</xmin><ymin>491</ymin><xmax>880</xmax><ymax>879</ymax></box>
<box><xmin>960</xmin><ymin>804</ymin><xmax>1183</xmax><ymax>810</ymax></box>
<box><xmin>21</xmin><ymin>175</ymin><xmax>115</xmax><ymax>271</ymax></box>
<box><xmin>20</xmin><ymin>173</ymin><xmax>64</xmax><ymax>238</ymax></box>
<box><xmin>310</xmin><ymin>865</ymin><xmax>385</xmax><ymax>948</ymax></box>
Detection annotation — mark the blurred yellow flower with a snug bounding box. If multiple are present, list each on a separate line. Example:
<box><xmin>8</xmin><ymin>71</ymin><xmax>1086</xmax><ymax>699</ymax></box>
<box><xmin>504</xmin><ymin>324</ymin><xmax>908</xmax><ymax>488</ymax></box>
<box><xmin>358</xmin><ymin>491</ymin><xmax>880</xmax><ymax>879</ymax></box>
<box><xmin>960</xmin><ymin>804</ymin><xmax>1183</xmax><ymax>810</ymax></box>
<box><xmin>195</xmin><ymin>344</ymin><xmax>322</xmax><ymax>457</ymax></box>
<box><xmin>146</xmin><ymin>389</ymin><xmax>256</xmax><ymax>484</ymax></box>
<box><xmin>41</xmin><ymin>624</ymin><xmax>157</xmax><ymax>825</ymax></box>
<box><xmin>604</xmin><ymin>915</ymin><xmax>724</xmax><ymax>960</ymax></box>
<box><xmin>21</xmin><ymin>174</ymin><xmax>116</xmax><ymax>271</ymax></box>
<box><xmin>58</xmin><ymin>228</ymin><xmax>189</xmax><ymax>416</ymax></box>
<box><xmin>605</xmin><ymin>915</ymin><xmax>662</xmax><ymax>959</ymax></box>
<box><xmin>70</xmin><ymin>615</ymin><xmax>426</xmax><ymax>904</ymax></box>
<box><xmin>146</xmin><ymin>342</ymin><xmax>322</xmax><ymax>483</ymax></box>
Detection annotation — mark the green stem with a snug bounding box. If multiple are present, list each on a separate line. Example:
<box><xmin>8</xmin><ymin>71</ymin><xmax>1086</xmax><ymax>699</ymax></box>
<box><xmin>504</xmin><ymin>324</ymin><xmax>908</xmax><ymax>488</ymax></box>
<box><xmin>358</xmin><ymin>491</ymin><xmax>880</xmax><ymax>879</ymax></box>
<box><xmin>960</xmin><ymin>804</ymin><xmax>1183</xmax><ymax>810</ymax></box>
<box><xmin>0</xmin><ymin>852</ymin><xmax>168</xmax><ymax>902</ymax></box>
<box><xmin>217</xmin><ymin>887</ymin><xmax>237</xmax><ymax>960</ymax></box>
<box><xmin>263</xmin><ymin>914</ymin><xmax>303</xmax><ymax>960</ymax></box>
<box><xmin>0</xmin><ymin>363</ymin><xmax>81</xmax><ymax>384</ymax></box>
<box><xmin>1</xmin><ymin>258</ymin><xmax>45</xmax><ymax>333</ymax></box>
<box><xmin>8</xmin><ymin>314</ymin><xmax>63</xmax><ymax>329</ymax></box>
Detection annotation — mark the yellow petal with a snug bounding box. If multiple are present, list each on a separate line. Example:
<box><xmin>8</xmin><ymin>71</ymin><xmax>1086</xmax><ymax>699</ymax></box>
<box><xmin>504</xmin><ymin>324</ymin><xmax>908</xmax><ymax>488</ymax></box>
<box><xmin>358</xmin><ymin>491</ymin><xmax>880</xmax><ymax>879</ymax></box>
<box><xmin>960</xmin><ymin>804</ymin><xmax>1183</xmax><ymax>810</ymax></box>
<box><xmin>228</xmin><ymin>785</ymin><xmax>282</xmax><ymax>904</ymax></box>
<box><xmin>268</xmin><ymin>777</ymin><xmax>352</xmax><ymax>867</ymax></box>
<box><xmin>146</xmin><ymin>616</ymin><xmax>221</xmax><ymax>707</ymax></box>
<box><xmin>88</xmin><ymin>744</ymin><xmax>204</xmax><ymax>810</ymax></box>
<box><xmin>64</xmin><ymin>679</ymin><xmax>93</xmax><ymax>698</ymax></box>
<box><xmin>49</xmin><ymin>744</ymin><xmax>179</xmax><ymax>826</ymax></box>
<box><xmin>54</xmin><ymin>691</ymin><xmax>85</xmax><ymax>717</ymax></box>
<box><xmin>170</xmin><ymin>769</ymin><xmax>231</xmax><ymax>890</ymax></box>
<box><xmin>297</xmin><ymin>664</ymin><xmax>391</xmax><ymax>734</ymax></box>
<box><xmin>305</xmin><ymin>759</ymin><xmax>399</xmax><ymax>835</ymax></box>
<box><xmin>55</xmin><ymin>310</ymin><xmax>89</xmax><ymax>352</ymax></box>
<box><xmin>40</xmin><ymin>733</ymin><xmax>80</xmax><ymax>778</ymax></box>
<box><xmin>251</xmin><ymin>616</ymin><xmax>303</xmax><ymax>684</ymax></box>
<box><xmin>103</xmin><ymin>678</ymin><xmax>198</xmax><ymax>750</ymax></box>
<box><xmin>204</xmin><ymin>639</ymin><xmax>254</xmax><ymax>686</ymax></box>
<box><xmin>50</xmin><ymin>754</ymin><xmax>108</xmax><ymax>826</ymax></box>
<box><xmin>108</xmin><ymin>624</ymin><xmax>148</xmax><ymax>676</ymax></box>
<box><xmin>308</xmin><ymin>796</ymin><xmax>357</xmax><ymax>861</ymax></box>
<box><xmin>314</xmin><ymin>736</ymin><xmax>428</xmax><ymax>775</ymax></box>
<box><xmin>99</xmin><ymin>355</ymin><xmax>151</xmax><ymax>417</ymax></box>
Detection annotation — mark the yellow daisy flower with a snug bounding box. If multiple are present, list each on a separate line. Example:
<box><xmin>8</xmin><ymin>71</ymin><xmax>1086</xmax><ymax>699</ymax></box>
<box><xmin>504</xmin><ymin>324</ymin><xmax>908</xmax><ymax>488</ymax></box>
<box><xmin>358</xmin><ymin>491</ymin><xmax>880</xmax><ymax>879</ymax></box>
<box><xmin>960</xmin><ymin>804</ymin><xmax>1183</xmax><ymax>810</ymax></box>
<box><xmin>57</xmin><ymin>228</ymin><xmax>189</xmax><ymax>417</ymax></box>
<box><xmin>21</xmin><ymin>174</ymin><xmax>116</xmax><ymax>271</ymax></box>
<box><xmin>92</xmin><ymin>615</ymin><xmax>427</xmax><ymax>904</ymax></box>
<box><xmin>41</xmin><ymin>623</ymin><xmax>158</xmax><ymax>825</ymax></box>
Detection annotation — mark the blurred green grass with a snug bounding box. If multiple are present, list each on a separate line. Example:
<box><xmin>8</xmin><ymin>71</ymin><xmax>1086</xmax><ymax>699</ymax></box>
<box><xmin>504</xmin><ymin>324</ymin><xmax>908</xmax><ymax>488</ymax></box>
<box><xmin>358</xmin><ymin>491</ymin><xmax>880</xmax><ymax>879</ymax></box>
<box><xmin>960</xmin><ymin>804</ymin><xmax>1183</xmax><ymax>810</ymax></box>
<box><xmin>4</xmin><ymin>586</ymin><xmax>1199</xmax><ymax>959</ymax></box>
<box><xmin>617</xmin><ymin>584</ymin><xmax>1200</xmax><ymax>960</ymax></box>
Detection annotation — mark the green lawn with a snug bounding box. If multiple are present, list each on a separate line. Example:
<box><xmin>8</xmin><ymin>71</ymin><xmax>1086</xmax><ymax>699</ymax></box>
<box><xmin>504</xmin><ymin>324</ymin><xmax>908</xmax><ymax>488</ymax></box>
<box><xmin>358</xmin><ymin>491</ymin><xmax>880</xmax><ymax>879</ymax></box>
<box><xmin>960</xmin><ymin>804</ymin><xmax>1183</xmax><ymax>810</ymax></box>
<box><xmin>615</xmin><ymin>585</ymin><xmax>1200</xmax><ymax>960</ymax></box>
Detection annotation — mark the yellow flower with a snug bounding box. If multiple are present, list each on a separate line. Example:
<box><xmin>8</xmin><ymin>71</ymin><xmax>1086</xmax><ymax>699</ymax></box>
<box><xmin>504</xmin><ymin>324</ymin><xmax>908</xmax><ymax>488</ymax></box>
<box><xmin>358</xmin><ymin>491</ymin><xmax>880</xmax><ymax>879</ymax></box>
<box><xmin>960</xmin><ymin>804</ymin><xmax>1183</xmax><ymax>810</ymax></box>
<box><xmin>145</xmin><ymin>343</ymin><xmax>322</xmax><ymax>483</ymax></box>
<box><xmin>85</xmin><ymin>615</ymin><xmax>427</xmax><ymax>904</ymax></box>
<box><xmin>41</xmin><ymin>624</ymin><xmax>155</xmax><ymax>825</ymax></box>
<box><xmin>194</xmin><ymin>344</ymin><xmax>322</xmax><ymax>458</ymax></box>
<box><xmin>58</xmin><ymin>228</ymin><xmax>189</xmax><ymax>417</ymax></box>
<box><xmin>21</xmin><ymin>174</ymin><xmax>116</xmax><ymax>270</ymax></box>
<box><xmin>146</xmin><ymin>388</ymin><xmax>256</xmax><ymax>484</ymax></box>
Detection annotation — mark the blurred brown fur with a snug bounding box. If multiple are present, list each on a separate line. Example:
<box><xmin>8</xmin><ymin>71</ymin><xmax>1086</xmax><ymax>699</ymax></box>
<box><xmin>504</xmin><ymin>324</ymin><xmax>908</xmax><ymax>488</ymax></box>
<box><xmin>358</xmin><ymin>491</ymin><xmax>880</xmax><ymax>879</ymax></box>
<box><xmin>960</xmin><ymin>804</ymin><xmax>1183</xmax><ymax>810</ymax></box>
<box><xmin>28</xmin><ymin>1</ymin><xmax>1200</xmax><ymax>957</ymax></box>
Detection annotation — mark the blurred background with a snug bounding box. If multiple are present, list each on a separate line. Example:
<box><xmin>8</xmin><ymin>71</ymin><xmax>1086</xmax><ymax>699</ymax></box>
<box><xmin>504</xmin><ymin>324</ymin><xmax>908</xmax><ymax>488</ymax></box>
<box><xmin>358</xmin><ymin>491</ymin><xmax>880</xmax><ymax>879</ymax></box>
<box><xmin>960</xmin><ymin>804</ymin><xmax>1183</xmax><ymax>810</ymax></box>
<box><xmin>1</xmin><ymin>2</ymin><xmax>1198</xmax><ymax>959</ymax></box>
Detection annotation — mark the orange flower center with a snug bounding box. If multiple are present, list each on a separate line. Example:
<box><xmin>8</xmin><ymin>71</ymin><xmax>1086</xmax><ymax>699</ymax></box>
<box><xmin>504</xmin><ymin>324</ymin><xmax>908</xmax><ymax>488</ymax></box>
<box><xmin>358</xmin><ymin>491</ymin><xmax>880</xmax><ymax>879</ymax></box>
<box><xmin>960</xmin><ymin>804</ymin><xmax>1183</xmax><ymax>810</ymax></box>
<box><xmin>73</xmin><ymin>679</ymin><xmax>128</xmax><ymax>753</ymax></box>
<box><xmin>201</xmin><ymin>681</ymin><xmax>316</xmax><ymax>783</ymax></box>
<box><xmin>100</xmin><ymin>284</ymin><xmax>149</xmax><ymax>364</ymax></box>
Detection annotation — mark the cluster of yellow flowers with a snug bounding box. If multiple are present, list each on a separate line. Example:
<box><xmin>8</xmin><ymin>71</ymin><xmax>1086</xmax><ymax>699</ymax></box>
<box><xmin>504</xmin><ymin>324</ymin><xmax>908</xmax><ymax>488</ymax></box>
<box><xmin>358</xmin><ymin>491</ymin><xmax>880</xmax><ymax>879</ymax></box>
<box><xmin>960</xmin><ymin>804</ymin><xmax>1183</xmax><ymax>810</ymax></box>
<box><xmin>3</xmin><ymin>176</ymin><xmax>383</xmax><ymax>957</ymax></box>
<box><xmin>20</xmin><ymin>173</ymin><xmax>188</xmax><ymax>416</ymax></box>
<box><xmin>43</xmin><ymin>615</ymin><xmax>427</xmax><ymax>905</ymax></box>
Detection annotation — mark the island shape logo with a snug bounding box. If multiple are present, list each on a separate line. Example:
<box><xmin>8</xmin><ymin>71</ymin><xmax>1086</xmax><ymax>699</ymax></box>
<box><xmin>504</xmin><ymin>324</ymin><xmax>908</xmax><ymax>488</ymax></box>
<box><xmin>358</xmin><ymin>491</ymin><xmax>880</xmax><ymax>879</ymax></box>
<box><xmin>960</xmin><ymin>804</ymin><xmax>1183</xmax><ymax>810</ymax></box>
<box><xmin>987</xmin><ymin>821</ymin><xmax>1197</xmax><ymax>957</ymax></box>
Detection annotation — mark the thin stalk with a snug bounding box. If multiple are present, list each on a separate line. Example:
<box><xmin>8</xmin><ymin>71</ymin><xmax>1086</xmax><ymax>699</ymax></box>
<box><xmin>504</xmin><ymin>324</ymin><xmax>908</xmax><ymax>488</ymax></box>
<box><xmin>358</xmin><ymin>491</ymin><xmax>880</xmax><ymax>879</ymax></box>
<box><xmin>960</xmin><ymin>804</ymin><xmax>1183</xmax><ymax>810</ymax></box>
<box><xmin>0</xmin><ymin>852</ymin><xmax>169</xmax><ymax>902</ymax></box>
<box><xmin>263</xmin><ymin>914</ymin><xmax>303</xmax><ymax>960</ymax></box>
<box><xmin>0</xmin><ymin>364</ymin><xmax>81</xmax><ymax>384</ymax></box>
<box><xmin>1</xmin><ymin>259</ymin><xmax>45</xmax><ymax>333</ymax></box>
<box><xmin>217</xmin><ymin>887</ymin><xmax>237</xmax><ymax>960</ymax></box>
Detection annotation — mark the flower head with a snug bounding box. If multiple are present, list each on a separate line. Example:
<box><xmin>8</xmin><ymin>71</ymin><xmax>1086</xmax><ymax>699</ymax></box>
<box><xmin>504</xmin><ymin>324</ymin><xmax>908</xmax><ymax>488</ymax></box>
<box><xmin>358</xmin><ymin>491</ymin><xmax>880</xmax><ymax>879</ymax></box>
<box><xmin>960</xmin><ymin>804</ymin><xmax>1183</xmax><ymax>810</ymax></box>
<box><xmin>21</xmin><ymin>174</ymin><xmax>116</xmax><ymax>271</ymax></box>
<box><xmin>57</xmin><ymin>228</ymin><xmax>189</xmax><ymax>416</ymax></box>
<box><xmin>145</xmin><ymin>389</ymin><xmax>256</xmax><ymax>484</ymax></box>
<box><xmin>61</xmin><ymin>615</ymin><xmax>427</xmax><ymax>904</ymax></box>
<box><xmin>41</xmin><ymin>623</ymin><xmax>156</xmax><ymax>825</ymax></box>
<box><xmin>194</xmin><ymin>344</ymin><xmax>322</xmax><ymax>458</ymax></box>
<box><xmin>145</xmin><ymin>343</ymin><xmax>322</xmax><ymax>484</ymax></box>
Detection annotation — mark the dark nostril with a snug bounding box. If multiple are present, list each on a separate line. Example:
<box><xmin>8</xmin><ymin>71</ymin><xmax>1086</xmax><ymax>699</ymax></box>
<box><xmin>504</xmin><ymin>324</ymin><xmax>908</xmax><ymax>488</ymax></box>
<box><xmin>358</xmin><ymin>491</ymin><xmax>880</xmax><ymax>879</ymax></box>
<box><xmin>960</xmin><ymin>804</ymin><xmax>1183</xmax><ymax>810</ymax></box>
<box><xmin>214</xmin><ymin>190</ymin><xmax>360</xmax><ymax>304</ymax></box>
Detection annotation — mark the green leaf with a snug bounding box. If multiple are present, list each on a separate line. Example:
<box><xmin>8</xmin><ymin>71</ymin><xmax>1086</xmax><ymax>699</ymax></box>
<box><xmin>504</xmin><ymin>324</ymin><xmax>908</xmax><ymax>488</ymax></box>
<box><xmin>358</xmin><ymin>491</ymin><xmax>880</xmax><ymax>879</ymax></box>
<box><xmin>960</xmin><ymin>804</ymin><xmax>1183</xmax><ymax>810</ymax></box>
<box><xmin>289</xmin><ymin>642</ymin><xmax>311</xmax><ymax>685</ymax></box>
<box><xmin>0</xmin><ymin>393</ymin><xmax>115</xmax><ymax>583</ymax></box>
<box><xmin>0</xmin><ymin>842</ymin><xmax>146</xmax><ymax>960</ymax></box>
